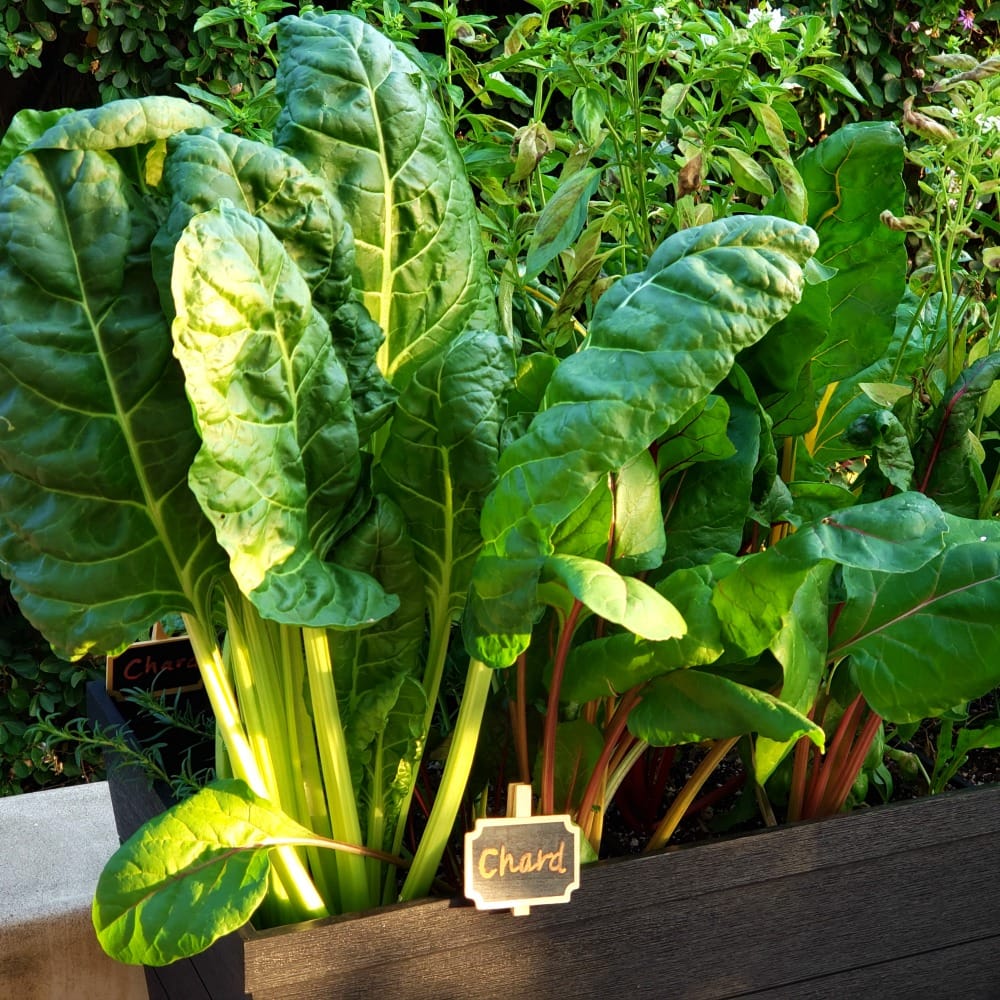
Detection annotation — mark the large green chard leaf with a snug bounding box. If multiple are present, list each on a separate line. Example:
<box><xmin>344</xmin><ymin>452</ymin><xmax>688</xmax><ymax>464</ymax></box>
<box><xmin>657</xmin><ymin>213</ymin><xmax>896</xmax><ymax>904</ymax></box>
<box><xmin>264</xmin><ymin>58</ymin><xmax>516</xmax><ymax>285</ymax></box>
<box><xmin>0</xmin><ymin>141</ymin><xmax>225</xmax><ymax>658</ymax></box>
<box><xmin>831</xmin><ymin>518</ymin><xmax>1000</xmax><ymax>721</ymax></box>
<box><xmin>155</xmin><ymin>127</ymin><xmax>356</xmax><ymax>313</ymax></box>
<box><xmin>171</xmin><ymin>202</ymin><xmax>396</xmax><ymax>628</ymax></box>
<box><xmin>93</xmin><ymin>779</ymin><xmax>324</xmax><ymax>966</ymax></box>
<box><xmin>628</xmin><ymin>670</ymin><xmax>825</xmax><ymax>749</ymax></box>
<box><xmin>155</xmin><ymin>127</ymin><xmax>397</xmax><ymax>444</ymax></box>
<box><xmin>466</xmin><ymin>216</ymin><xmax>819</xmax><ymax>668</ymax></box>
<box><xmin>274</xmin><ymin>12</ymin><xmax>497</xmax><ymax>387</ymax></box>
<box><xmin>742</xmin><ymin>123</ymin><xmax>907</xmax><ymax>434</ymax></box>
<box><xmin>713</xmin><ymin>492</ymin><xmax>947</xmax><ymax>657</ymax></box>
<box><xmin>27</xmin><ymin>97</ymin><xmax>217</xmax><ymax>153</ymax></box>
<box><xmin>378</xmin><ymin>328</ymin><xmax>515</xmax><ymax>625</ymax></box>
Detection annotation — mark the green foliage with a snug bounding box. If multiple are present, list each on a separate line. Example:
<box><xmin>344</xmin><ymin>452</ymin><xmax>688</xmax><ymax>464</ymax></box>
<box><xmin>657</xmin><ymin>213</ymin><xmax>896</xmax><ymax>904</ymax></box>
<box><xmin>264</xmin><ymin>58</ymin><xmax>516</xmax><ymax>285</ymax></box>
<box><xmin>0</xmin><ymin>583</ymin><xmax>104</xmax><ymax>795</ymax></box>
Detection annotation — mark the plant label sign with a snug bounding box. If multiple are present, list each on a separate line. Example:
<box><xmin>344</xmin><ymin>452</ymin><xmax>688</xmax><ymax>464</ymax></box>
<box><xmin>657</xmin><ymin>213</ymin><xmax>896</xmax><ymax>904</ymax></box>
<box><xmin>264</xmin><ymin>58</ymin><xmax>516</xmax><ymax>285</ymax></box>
<box><xmin>464</xmin><ymin>815</ymin><xmax>580</xmax><ymax>911</ymax></box>
<box><xmin>105</xmin><ymin>636</ymin><xmax>203</xmax><ymax>698</ymax></box>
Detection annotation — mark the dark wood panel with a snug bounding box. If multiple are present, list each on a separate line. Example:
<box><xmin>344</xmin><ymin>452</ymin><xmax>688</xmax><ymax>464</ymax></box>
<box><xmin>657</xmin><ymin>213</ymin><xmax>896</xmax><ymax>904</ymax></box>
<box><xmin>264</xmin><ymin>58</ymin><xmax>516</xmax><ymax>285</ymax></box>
<box><xmin>242</xmin><ymin>788</ymin><xmax>1000</xmax><ymax>999</ymax></box>
<box><xmin>741</xmin><ymin>935</ymin><xmax>1000</xmax><ymax>999</ymax></box>
<box><xmin>88</xmin><ymin>684</ymin><xmax>1000</xmax><ymax>1000</ymax></box>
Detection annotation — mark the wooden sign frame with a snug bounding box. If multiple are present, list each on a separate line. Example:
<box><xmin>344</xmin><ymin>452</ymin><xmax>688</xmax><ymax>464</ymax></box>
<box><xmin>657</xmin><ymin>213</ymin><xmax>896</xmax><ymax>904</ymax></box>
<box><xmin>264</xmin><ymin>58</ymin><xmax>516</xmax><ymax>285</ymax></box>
<box><xmin>105</xmin><ymin>631</ymin><xmax>203</xmax><ymax>699</ymax></box>
<box><xmin>463</xmin><ymin>784</ymin><xmax>580</xmax><ymax>913</ymax></box>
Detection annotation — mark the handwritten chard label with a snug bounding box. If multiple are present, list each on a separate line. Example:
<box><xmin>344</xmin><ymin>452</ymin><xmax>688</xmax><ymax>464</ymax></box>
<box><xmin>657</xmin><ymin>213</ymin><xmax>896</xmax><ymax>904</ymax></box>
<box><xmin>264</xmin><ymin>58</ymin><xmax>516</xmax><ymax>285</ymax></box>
<box><xmin>106</xmin><ymin>636</ymin><xmax>203</xmax><ymax>697</ymax></box>
<box><xmin>464</xmin><ymin>815</ymin><xmax>580</xmax><ymax>910</ymax></box>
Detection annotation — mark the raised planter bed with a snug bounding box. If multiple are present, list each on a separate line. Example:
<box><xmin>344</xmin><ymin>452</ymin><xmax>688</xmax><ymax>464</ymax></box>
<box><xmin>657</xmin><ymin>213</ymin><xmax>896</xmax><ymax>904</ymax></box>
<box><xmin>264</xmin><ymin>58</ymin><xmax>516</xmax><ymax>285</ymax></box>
<box><xmin>87</xmin><ymin>680</ymin><xmax>1000</xmax><ymax>999</ymax></box>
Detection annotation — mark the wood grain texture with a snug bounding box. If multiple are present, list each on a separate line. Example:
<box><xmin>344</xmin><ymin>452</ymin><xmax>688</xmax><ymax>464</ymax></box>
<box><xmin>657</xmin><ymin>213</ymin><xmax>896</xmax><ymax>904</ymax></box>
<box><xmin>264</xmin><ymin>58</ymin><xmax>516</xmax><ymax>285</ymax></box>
<box><xmin>87</xmin><ymin>683</ymin><xmax>1000</xmax><ymax>999</ymax></box>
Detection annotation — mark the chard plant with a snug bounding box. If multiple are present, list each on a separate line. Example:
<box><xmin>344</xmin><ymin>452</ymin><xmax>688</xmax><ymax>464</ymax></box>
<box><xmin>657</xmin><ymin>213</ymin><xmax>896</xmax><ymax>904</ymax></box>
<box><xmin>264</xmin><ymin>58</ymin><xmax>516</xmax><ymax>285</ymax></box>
<box><xmin>458</xmin><ymin>116</ymin><xmax>1000</xmax><ymax>853</ymax></box>
<box><xmin>0</xmin><ymin>10</ymin><xmax>515</xmax><ymax>965</ymax></box>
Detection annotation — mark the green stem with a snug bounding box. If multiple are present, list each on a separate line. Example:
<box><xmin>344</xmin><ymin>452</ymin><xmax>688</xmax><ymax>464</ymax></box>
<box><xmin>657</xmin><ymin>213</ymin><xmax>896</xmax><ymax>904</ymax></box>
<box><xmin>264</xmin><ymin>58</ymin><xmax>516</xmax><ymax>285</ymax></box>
<box><xmin>182</xmin><ymin>612</ymin><xmax>328</xmax><ymax>923</ymax></box>
<box><xmin>398</xmin><ymin>657</ymin><xmax>493</xmax><ymax>902</ymax></box>
<box><xmin>301</xmin><ymin>627</ymin><xmax>370</xmax><ymax>913</ymax></box>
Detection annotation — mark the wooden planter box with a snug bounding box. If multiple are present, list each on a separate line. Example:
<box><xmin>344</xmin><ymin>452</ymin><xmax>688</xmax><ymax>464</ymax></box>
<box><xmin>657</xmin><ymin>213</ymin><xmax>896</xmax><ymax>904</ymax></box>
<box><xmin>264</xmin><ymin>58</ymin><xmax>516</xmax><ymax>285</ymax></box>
<box><xmin>87</xmin><ymin>681</ymin><xmax>1000</xmax><ymax>999</ymax></box>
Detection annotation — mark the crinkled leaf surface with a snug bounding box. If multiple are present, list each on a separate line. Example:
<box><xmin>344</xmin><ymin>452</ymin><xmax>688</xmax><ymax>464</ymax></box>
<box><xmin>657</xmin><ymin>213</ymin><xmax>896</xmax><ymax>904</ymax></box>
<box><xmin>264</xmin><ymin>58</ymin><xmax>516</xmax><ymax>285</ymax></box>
<box><xmin>378</xmin><ymin>328</ymin><xmax>515</xmax><ymax>622</ymax></box>
<box><xmin>831</xmin><ymin>519</ymin><xmax>1000</xmax><ymax>721</ymax></box>
<box><xmin>628</xmin><ymin>670</ymin><xmax>824</xmax><ymax>749</ymax></box>
<box><xmin>93</xmin><ymin>779</ymin><xmax>319</xmax><ymax>966</ymax></box>
<box><xmin>155</xmin><ymin>127</ymin><xmax>356</xmax><ymax>313</ymax></box>
<box><xmin>0</xmin><ymin>141</ymin><xmax>225</xmax><ymax>658</ymax></box>
<box><xmin>274</xmin><ymin>12</ymin><xmax>497</xmax><ymax>387</ymax></box>
<box><xmin>171</xmin><ymin>202</ymin><xmax>396</xmax><ymax>628</ymax></box>
<box><xmin>466</xmin><ymin>216</ymin><xmax>818</xmax><ymax>668</ymax></box>
<box><xmin>743</xmin><ymin>123</ymin><xmax>906</xmax><ymax>434</ymax></box>
<box><xmin>28</xmin><ymin>97</ymin><xmax>217</xmax><ymax>153</ymax></box>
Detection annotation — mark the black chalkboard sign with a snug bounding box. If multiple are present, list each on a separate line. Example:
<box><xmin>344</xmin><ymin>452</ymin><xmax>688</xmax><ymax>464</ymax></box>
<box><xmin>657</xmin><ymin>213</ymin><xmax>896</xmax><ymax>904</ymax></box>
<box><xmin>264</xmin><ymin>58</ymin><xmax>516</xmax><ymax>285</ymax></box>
<box><xmin>464</xmin><ymin>815</ymin><xmax>580</xmax><ymax>910</ymax></box>
<box><xmin>105</xmin><ymin>635</ymin><xmax>203</xmax><ymax>698</ymax></box>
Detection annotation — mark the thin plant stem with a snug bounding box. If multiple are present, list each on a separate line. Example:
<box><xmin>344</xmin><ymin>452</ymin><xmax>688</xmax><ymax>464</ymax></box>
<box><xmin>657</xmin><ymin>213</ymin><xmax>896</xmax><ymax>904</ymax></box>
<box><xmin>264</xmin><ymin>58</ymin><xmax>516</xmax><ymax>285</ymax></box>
<box><xmin>541</xmin><ymin>599</ymin><xmax>584</xmax><ymax>815</ymax></box>
<box><xmin>644</xmin><ymin>736</ymin><xmax>740</xmax><ymax>853</ymax></box>
<box><xmin>399</xmin><ymin>657</ymin><xmax>494</xmax><ymax>901</ymax></box>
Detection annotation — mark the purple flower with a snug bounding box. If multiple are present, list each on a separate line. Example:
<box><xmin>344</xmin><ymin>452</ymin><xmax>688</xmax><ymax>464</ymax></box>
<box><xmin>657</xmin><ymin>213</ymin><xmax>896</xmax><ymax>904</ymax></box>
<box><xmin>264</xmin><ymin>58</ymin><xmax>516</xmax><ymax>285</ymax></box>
<box><xmin>957</xmin><ymin>9</ymin><xmax>976</xmax><ymax>31</ymax></box>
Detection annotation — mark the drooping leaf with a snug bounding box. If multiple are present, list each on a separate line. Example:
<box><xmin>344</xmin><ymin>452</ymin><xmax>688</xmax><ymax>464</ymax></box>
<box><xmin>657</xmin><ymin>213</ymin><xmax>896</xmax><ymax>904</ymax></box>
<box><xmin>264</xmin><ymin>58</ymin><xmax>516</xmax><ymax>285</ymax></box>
<box><xmin>27</xmin><ymin>96</ymin><xmax>217</xmax><ymax>153</ymax></box>
<box><xmin>171</xmin><ymin>201</ymin><xmax>396</xmax><ymax>629</ymax></box>
<box><xmin>467</xmin><ymin>216</ymin><xmax>819</xmax><ymax>668</ymax></box>
<box><xmin>0</xmin><ymin>143</ymin><xmax>225</xmax><ymax>657</ymax></box>
<box><xmin>832</xmin><ymin>521</ymin><xmax>1000</xmax><ymax>721</ymax></box>
<box><xmin>524</xmin><ymin>166</ymin><xmax>602</xmax><ymax>279</ymax></box>
<box><xmin>93</xmin><ymin>779</ymin><xmax>321</xmax><ymax>966</ymax></box>
<box><xmin>627</xmin><ymin>670</ymin><xmax>825</xmax><ymax>749</ymax></box>
<box><xmin>274</xmin><ymin>12</ymin><xmax>497</xmax><ymax>387</ymax></box>
<box><xmin>541</xmin><ymin>554</ymin><xmax>686</xmax><ymax>641</ymax></box>
<box><xmin>560</xmin><ymin>567</ymin><xmax>724</xmax><ymax>703</ymax></box>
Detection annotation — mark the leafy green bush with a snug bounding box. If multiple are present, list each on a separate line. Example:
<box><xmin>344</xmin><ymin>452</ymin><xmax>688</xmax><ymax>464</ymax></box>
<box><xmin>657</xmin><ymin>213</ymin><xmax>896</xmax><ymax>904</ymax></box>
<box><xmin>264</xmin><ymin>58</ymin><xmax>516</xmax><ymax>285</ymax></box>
<box><xmin>0</xmin><ymin>582</ymin><xmax>104</xmax><ymax>795</ymax></box>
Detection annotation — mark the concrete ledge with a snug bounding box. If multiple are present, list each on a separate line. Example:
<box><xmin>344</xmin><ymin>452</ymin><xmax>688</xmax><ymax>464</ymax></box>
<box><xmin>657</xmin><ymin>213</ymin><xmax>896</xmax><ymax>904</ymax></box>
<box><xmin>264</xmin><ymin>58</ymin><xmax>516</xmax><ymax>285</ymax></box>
<box><xmin>0</xmin><ymin>781</ymin><xmax>147</xmax><ymax>1000</ymax></box>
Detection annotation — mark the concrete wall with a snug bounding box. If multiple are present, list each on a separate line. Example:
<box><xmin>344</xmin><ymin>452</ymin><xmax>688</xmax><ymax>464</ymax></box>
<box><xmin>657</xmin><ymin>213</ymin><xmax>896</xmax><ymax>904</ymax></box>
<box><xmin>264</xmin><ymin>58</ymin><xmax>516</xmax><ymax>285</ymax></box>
<box><xmin>0</xmin><ymin>781</ymin><xmax>147</xmax><ymax>1000</ymax></box>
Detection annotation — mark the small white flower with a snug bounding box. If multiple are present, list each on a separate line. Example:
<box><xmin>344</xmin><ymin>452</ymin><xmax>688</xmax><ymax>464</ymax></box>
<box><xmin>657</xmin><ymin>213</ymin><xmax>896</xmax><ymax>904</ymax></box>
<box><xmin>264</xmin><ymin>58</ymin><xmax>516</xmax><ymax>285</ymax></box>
<box><xmin>653</xmin><ymin>5</ymin><xmax>669</xmax><ymax>19</ymax></box>
<box><xmin>700</xmin><ymin>33</ymin><xmax>718</xmax><ymax>46</ymax></box>
<box><xmin>747</xmin><ymin>3</ymin><xmax>784</xmax><ymax>31</ymax></box>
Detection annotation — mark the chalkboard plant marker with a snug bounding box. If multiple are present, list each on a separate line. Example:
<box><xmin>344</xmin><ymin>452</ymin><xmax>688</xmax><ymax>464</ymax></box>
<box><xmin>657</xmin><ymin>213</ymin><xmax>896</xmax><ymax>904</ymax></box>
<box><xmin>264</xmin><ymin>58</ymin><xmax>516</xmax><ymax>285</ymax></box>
<box><xmin>105</xmin><ymin>624</ymin><xmax>203</xmax><ymax>699</ymax></box>
<box><xmin>463</xmin><ymin>783</ymin><xmax>580</xmax><ymax>914</ymax></box>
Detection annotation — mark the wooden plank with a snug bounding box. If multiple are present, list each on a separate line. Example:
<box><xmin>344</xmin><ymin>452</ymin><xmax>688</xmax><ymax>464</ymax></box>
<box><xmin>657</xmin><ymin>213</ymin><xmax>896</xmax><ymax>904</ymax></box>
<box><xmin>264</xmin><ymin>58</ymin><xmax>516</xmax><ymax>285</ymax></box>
<box><xmin>741</xmin><ymin>935</ymin><xmax>1000</xmax><ymax>999</ymax></box>
<box><xmin>241</xmin><ymin>788</ymin><xmax>1000</xmax><ymax>999</ymax></box>
<box><xmin>88</xmin><ymin>683</ymin><xmax>1000</xmax><ymax>998</ymax></box>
